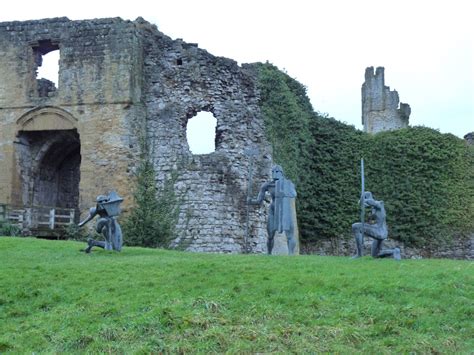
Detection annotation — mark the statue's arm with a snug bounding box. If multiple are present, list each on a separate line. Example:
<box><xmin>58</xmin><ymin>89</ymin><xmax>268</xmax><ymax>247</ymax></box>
<box><xmin>248</xmin><ymin>182</ymin><xmax>270</xmax><ymax>205</ymax></box>
<box><xmin>365</xmin><ymin>197</ymin><xmax>382</xmax><ymax>210</ymax></box>
<box><xmin>78</xmin><ymin>208</ymin><xmax>97</xmax><ymax>227</ymax></box>
<box><xmin>290</xmin><ymin>181</ymin><xmax>297</xmax><ymax>198</ymax></box>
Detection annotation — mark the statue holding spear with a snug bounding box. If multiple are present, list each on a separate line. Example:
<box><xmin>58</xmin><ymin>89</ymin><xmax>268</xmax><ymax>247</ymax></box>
<box><xmin>351</xmin><ymin>159</ymin><xmax>401</xmax><ymax>260</ymax></box>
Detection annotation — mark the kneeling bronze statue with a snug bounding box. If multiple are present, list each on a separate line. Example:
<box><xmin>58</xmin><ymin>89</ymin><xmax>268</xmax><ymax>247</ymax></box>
<box><xmin>352</xmin><ymin>191</ymin><xmax>400</xmax><ymax>260</ymax></box>
<box><xmin>79</xmin><ymin>191</ymin><xmax>123</xmax><ymax>253</ymax></box>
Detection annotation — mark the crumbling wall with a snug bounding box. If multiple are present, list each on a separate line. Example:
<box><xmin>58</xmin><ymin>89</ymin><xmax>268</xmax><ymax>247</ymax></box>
<box><xmin>138</xmin><ymin>21</ymin><xmax>270</xmax><ymax>253</ymax></box>
<box><xmin>0</xmin><ymin>18</ymin><xmax>144</xmax><ymax>213</ymax></box>
<box><xmin>0</xmin><ymin>17</ymin><xmax>270</xmax><ymax>253</ymax></box>
<box><xmin>362</xmin><ymin>66</ymin><xmax>410</xmax><ymax>133</ymax></box>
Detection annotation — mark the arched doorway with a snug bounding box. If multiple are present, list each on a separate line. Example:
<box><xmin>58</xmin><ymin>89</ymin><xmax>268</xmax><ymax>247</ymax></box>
<box><xmin>15</xmin><ymin>107</ymin><xmax>81</xmax><ymax>220</ymax></box>
<box><xmin>16</xmin><ymin>130</ymin><xmax>81</xmax><ymax>212</ymax></box>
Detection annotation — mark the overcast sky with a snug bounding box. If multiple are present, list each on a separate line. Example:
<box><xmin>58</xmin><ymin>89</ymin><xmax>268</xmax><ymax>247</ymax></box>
<box><xmin>2</xmin><ymin>0</ymin><xmax>472</xmax><ymax>143</ymax></box>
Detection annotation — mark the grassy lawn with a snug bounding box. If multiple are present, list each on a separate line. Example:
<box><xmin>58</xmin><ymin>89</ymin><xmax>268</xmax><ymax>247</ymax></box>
<box><xmin>0</xmin><ymin>237</ymin><xmax>472</xmax><ymax>353</ymax></box>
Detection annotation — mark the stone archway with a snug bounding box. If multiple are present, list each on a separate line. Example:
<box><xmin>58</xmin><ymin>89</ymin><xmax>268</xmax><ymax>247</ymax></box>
<box><xmin>16</xmin><ymin>106</ymin><xmax>77</xmax><ymax>131</ymax></box>
<box><xmin>15</xmin><ymin>107</ymin><xmax>81</xmax><ymax>216</ymax></box>
<box><xmin>16</xmin><ymin>130</ymin><xmax>81</xmax><ymax>211</ymax></box>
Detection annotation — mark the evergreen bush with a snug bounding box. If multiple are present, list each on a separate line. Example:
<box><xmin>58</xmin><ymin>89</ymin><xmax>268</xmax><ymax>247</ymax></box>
<box><xmin>122</xmin><ymin>157</ymin><xmax>179</xmax><ymax>248</ymax></box>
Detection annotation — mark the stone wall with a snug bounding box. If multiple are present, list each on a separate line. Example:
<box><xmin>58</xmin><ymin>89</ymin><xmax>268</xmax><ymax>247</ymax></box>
<box><xmin>0</xmin><ymin>18</ymin><xmax>143</xmax><ymax>217</ymax></box>
<box><xmin>138</xmin><ymin>20</ymin><xmax>270</xmax><ymax>252</ymax></box>
<box><xmin>362</xmin><ymin>66</ymin><xmax>411</xmax><ymax>133</ymax></box>
<box><xmin>301</xmin><ymin>235</ymin><xmax>474</xmax><ymax>260</ymax></box>
<box><xmin>0</xmin><ymin>17</ymin><xmax>270</xmax><ymax>253</ymax></box>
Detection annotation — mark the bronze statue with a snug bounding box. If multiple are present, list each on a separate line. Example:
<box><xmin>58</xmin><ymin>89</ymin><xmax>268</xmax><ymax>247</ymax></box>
<box><xmin>79</xmin><ymin>191</ymin><xmax>123</xmax><ymax>253</ymax></box>
<box><xmin>352</xmin><ymin>191</ymin><xmax>401</xmax><ymax>259</ymax></box>
<box><xmin>248</xmin><ymin>165</ymin><xmax>297</xmax><ymax>255</ymax></box>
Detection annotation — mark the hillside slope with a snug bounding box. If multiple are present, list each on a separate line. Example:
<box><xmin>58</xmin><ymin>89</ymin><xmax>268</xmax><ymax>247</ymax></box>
<box><xmin>1</xmin><ymin>237</ymin><xmax>472</xmax><ymax>353</ymax></box>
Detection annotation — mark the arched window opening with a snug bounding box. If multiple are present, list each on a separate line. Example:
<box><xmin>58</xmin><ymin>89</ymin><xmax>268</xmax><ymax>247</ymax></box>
<box><xmin>33</xmin><ymin>40</ymin><xmax>60</xmax><ymax>97</ymax></box>
<box><xmin>186</xmin><ymin>111</ymin><xmax>217</xmax><ymax>154</ymax></box>
<box><xmin>37</xmin><ymin>50</ymin><xmax>59</xmax><ymax>86</ymax></box>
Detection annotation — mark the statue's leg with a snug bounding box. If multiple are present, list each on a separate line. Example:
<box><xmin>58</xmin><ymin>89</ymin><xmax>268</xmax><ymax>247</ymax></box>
<box><xmin>85</xmin><ymin>238</ymin><xmax>93</xmax><ymax>253</ymax></box>
<box><xmin>92</xmin><ymin>240</ymin><xmax>106</xmax><ymax>249</ymax></box>
<box><xmin>367</xmin><ymin>228</ymin><xmax>401</xmax><ymax>260</ymax></box>
<box><xmin>84</xmin><ymin>217</ymin><xmax>110</xmax><ymax>254</ymax></box>
<box><xmin>371</xmin><ymin>239</ymin><xmax>383</xmax><ymax>257</ymax></box>
<box><xmin>96</xmin><ymin>218</ymin><xmax>107</xmax><ymax>234</ymax></box>
<box><xmin>352</xmin><ymin>223</ymin><xmax>363</xmax><ymax>257</ymax></box>
<box><xmin>267</xmin><ymin>230</ymin><xmax>276</xmax><ymax>255</ymax></box>
<box><xmin>111</xmin><ymin>221</ymin><xmax>123</xmax><ymax>251</ymax></box>
<box><xmin>96</xmin><ymin>218</ymin><xmax>113</xmax><ymax>250</ymax></box>
<box><xmin>377</xmin><ymin>247</ymin><xmax>401</xmax><ymax>260</ymax></box>
<box><xmin>267</xmin><ymin>209</ymin><xmax>275</xmax><ymax>255</ymax></box>
<box><xmin>84</xmin><ymin>238</ymin><xmax>106</xmax><ymax>253</ymax></box>
<box><xmin>286</xmin><ymin>226</ymin><xmax>296</xmax><ymax>255</ymax></box>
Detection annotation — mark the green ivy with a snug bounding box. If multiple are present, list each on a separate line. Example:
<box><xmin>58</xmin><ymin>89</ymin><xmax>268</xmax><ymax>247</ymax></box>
<box><xmin>365</xmin><ymin>127</ymin><xmax>474</xmax><ymax>246</ymax></box>
<box><xmin>255</xmin><ymin>62</ymin><xmax>474</xmax><ymax>247</ymax></box>
<box><xmin>255</xmin><ymin>62</ymin><xmax>314</xmax><ymax>183</ymax></box>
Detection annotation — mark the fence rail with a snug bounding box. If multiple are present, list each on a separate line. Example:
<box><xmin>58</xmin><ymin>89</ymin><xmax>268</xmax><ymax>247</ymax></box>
<box><xmin>0</xmin><ymin>204</ymin><xmax>75</xmax><ymax>231</ymax></box>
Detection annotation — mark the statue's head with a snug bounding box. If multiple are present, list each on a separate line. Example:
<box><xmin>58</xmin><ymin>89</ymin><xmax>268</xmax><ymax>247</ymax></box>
<box><xmin>363</xmin><ymin>191</ymin><xmax>373</xmax><ymax>200</ymax></box>
<box><xmin>96</xmin><ymin>195</ymin><xmax>108</xmax><ymax>204</ymax></box>
<box><xmin>362</xmin><ymin>191</ymin><xmax>375</xmax><ymax>207</ymax></box>
<box><xmin>271</xmin><ymin>165</ymin><xmax>284</xmax><ymax>181</ymax></box>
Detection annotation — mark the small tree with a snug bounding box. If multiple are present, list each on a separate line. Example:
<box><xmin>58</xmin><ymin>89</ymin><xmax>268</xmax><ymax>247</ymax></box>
<box><xmin>123</xmin><ymin>158</ymin><xmax>179</xmax><ymax>248</ymax></box>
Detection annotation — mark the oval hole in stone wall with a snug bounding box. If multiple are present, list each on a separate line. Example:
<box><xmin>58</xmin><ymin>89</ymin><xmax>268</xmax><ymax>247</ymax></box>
<box><xmin>186</xmin><ymin>111</ymin><xmax>217</xmax><ymax>154</ymax></box>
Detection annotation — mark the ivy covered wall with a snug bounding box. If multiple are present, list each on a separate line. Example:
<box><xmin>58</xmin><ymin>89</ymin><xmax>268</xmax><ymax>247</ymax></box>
<box><xmin>255</xmin><ymin>62</ymin><xmax>474</xmax><ymax>248</ymax></box>
<box><xmin>365</xmin><ymin>128</ymin><xmax>474</xmax><ymax>247</ymax></box>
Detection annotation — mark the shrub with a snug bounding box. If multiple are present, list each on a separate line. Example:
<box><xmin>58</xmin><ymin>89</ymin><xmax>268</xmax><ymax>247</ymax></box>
<box><xmin>0</xmin><ymin>220</ymin><xmax>21</xmax><ymax>237</ymax></box>
<box><xmin>122</xmin><ymin>158</ymin><xmax>179</xmax><ymax>248</ymax></box>
<box><xmin>63</xmin><ymin>223</ymin><xmax>87</xmax><ymax>241</ymax></box>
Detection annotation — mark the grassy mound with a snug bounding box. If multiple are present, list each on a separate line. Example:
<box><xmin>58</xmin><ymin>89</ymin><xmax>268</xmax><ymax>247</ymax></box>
<box><xmin>1</xmin><ymin>237</ymin><xmax>472</xmax><ymax>353</ymax></box>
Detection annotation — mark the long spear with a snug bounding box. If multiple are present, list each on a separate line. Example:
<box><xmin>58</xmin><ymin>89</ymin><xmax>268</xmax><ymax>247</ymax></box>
<box><xmin>360</xmin><ymin>158</ymin><xmax>365</xmax><ymax>245</ymax></box>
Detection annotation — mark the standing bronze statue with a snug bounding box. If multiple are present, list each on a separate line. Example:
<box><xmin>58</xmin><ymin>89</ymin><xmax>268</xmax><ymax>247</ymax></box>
<box><xmin>79</xmin><ymin>191</ymin><xmax>123</xmax><ymax>253</ymax></box>
<box><xmin>248</xmin><ymin>165</ymin><xmax>297</xmax><ymax>255</ymax></box>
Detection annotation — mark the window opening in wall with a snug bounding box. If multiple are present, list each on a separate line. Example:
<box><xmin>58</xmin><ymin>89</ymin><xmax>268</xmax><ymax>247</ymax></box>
<box><xmin>176</xmin><ymin>58</ymin><xmax>183</xmax><ymax>65</ymax></box>
<box><xmin>186</xmin><ymin>111</ymin><xmax>217</xmax><ymax>154</ymax></box>
<box><xmin>33</xmin><ymin>40</ymin><xmax>60</xmax><ymax>97</ymax></box>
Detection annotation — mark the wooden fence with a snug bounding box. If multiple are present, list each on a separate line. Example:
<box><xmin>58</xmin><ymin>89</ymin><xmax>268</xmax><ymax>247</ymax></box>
<box><xmin>0</xmin><ymin>204</ymin><xmax>75</xmax><ymax>231</ymax></box>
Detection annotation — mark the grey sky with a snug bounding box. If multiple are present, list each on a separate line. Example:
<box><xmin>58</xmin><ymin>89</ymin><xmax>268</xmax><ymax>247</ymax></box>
<box><xmin>2</xmin><ymin>0</ymin><xmax>472</xmax><ymax>140</ymax></box>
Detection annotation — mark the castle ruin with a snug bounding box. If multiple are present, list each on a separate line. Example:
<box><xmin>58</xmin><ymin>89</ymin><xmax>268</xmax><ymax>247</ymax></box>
<box><xmin>0</xmin><ymin>17</ymin><xmax>271</xmax><ymax>253</ymax></box>
<box><xmin>362</xmin><ymin>66</ymin><xmax>411</xmax><ymax>133</ymax></box>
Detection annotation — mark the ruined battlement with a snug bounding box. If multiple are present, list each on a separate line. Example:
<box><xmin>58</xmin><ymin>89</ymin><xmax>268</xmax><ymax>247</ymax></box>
<box><xmin>362</xmin><ymin>66</ymin><xmax>410</xmax><ymax>133</ymax></box>
<box><xmin>464</xmin><ymin>132</ymin><xmax>474</xmax><ymax>145</ymax></box>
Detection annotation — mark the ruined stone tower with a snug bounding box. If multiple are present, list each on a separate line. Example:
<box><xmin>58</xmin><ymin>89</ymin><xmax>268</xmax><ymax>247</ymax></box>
<box><xmin>0</xmin><ymin>17</ymin><xmax>270</xmax><ymax>253</ymax></box>
<box><xmin>464</xmin><ymin>132</ymin><xmax>474</xmax><ymax>145</ymax></box>
<box><xmin>362</xmin><ymin>66</ymin><xmax>411</xmax><ymax>133</ymax></box>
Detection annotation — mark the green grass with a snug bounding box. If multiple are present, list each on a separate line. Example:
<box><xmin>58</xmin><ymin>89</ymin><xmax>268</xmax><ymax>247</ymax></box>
<box><xmin>1</xmin><ymin>237</ymin><xmax>473</xmax><ymax>353</ymax></box>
